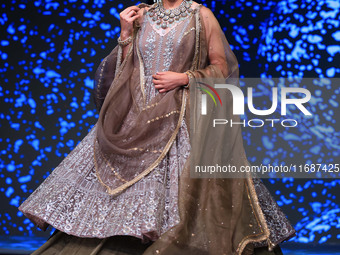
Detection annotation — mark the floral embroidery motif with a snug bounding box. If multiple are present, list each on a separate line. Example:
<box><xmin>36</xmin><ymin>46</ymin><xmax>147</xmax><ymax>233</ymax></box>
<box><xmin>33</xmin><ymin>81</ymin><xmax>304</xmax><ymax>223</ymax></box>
<box><xmin>144</xmin><ymin>30</ymin><xmax>156</xmax><ymax>76</ymax></box>
<box><xmin>162</xmin><ymin>27</ymin><xmax>176</xmax><ymax>71</ymax></box>
<box><xmin>19</xmin><ymin>122</ymin><xmax>191</xmax><ymax>240</ymax></box>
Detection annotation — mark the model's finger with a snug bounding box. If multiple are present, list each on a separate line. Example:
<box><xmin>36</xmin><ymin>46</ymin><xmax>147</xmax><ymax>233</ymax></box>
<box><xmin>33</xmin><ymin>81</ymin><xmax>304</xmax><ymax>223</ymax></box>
<box><xmin>126</xmin><ymin>10</ymin><xmax>136</xmax><ymax>18</ymax></box>
<box><xmin>128</xmin><ymin>9</ymin><xmax>137</xmax><ymax>14</ymax></box>
<box><xmin>152</xmin><ymin>74</ymin><xmax>161</xmax><ymax>80</ymax></box>
<box><xmin>125</xmin><ymin>10</ymin><xmax>140</xmax><ymax>20</ymax></box>
<box><xmin>129</xmin><ymin>14</ymin><xmax>141</xmax><ymax>21</ymax></box>
<box><xmin>126</xmin><ymin>16</ymin><xmax>138</xmax><ymax>23</ymax></box>
<box><xmin>120</xmin><ymin>7</ymin><xmax>140</xmax><ymax>19</ymax></box>
<box><xmin>153</xmin><ymin>76</ymin><xmax>162</xmax><ymax>82</ymax></box>
<box><xmin>122</xmin><ymin>6</ymin><xmax>140</xmax><ymax>14</ymax></box>
<box><xmin>153</xmin><ymin>80</ymin><xmax>163</xmax><ymax>86</ymax></box>
<box><xmin>155</xmin><ymin>87</ymin><xmax>165</xmax><ymax>91</ymax></box>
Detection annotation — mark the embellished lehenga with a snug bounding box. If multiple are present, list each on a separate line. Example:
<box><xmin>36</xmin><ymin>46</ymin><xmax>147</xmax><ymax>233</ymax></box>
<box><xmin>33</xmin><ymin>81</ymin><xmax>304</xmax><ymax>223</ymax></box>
<box><xmin>19</xmin><ymin>2</ymin><xmax>295</xmax><ymax>255</ymax></box>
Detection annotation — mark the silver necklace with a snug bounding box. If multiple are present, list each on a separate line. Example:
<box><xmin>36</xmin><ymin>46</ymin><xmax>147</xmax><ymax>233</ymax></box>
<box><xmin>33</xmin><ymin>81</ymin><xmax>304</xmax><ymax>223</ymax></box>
<box><xmin>149</xmin><ymin>0</ymin><xmax>193</xmax><ymax>30</ymax></box>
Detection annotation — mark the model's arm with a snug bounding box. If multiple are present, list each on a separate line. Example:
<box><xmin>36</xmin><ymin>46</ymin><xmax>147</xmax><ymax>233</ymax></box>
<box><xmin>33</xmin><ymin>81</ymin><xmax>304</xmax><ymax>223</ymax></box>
<box><xmin>93</xmin><ymin>5</ymin><xmax>149</xmax><ymax>111</ymax></box>
<box><xmin>119</xmin><ymin>6</ymin><xmax>141</xmax><ymax>61</ymax></box>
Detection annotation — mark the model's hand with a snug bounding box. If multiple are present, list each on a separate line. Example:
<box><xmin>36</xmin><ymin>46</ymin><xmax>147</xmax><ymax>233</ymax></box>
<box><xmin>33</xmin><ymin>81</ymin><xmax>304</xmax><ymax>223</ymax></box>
<box><xmin>152</xmin><ymin>71</ymin><xmax>189</xmax><ymax>93</ymax></box>
<box><xmin>119</xmin><ymin>6</ymin><xmax>141</xmax><ymax>39</ymax></box>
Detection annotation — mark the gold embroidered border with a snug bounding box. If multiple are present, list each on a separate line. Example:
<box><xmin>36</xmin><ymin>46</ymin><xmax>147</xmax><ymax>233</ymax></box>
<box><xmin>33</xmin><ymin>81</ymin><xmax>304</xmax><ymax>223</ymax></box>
<box><xmin>146</xmin><ymin>110</ymin><xmax>180</xmax><ymax>123</ymax></box>
<box><xmin>115</xmin><ymin>44</ymin><xmax>123</xmax><ymax>76</ymax></box>
<box><xmin>136</xmin><ymin>28</ymin><xmax>146</xmax><ymax>106</ymax></box>
<box><xmin>235</xmin><ymin>173</ymin><xmax>271</xmax><ymax>254</ymax></box>
<box><xmin>129</xmin><ymin>147</ymin><xmax>162</xmax><ymax>153</ymax></box>
<box><xmin>96</xmin><ymin>89</ymin><xmax>187</xmax><ymax>196</ymax></box>
<box><xmin>95</xmin><ymin>57</ymin><xmax>108</xmax><ymax>107</ymax></box>
<box><xmin>234</xmin><ymin>180</ymin><xmax>264</xmax><ymax>254</ymax></box>
<box><xmin>192</xmin><ymin>6</ymin><xmax>201</xmax><ymax>71</ymax></box>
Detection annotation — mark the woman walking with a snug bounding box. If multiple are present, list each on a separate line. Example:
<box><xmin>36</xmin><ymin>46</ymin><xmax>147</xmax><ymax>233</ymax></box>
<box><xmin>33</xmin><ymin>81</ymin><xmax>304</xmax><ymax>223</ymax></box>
<box><xmin>19</xmin><ymin>1</ymin><xmax>295</xmax><ymax>254</ymax></box>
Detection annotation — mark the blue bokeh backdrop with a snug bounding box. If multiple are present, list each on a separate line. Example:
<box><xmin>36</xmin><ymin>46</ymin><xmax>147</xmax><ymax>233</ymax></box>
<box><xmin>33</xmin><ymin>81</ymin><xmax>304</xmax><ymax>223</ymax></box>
<box><xmin>0</xmin><ymin>0</ymin><xmax>339</xmax><ymax>246</ymax></box>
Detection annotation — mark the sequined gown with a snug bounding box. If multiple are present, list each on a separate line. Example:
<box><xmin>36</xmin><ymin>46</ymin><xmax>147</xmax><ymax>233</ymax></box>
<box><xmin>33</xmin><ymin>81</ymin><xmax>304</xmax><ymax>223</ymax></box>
<box><xmin>18</xmin><ymin>6</ymin><xmax>193</xmax><ymax>243</ymax></box>
<box><xmin>19</xmin><ymin>3</ymin><xmax>294</xmax><ymax>254</ymax></box>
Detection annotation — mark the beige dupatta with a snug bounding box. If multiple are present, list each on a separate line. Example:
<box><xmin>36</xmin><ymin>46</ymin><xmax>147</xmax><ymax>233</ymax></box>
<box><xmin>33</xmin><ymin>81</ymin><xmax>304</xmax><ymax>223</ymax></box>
<box><xmin>93</xmin><ymin>3</ymin><xmax>295</xmax><ymax>254</ymax></box>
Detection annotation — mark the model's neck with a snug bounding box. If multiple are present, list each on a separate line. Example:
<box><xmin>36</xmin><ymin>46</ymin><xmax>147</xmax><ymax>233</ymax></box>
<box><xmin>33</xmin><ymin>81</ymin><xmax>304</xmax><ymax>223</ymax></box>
<box><xmin>162</xmin><ymin>0</ymin><xmax>184</xmax><ymax>10</ymax></box>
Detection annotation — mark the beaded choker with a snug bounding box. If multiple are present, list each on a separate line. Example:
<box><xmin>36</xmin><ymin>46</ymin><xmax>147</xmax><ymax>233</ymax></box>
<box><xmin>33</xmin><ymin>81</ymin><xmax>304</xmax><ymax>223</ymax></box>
<box><xmin>148</xmin><ymin>0</ymin><xmax>193</xmax><ymax>30</ymax></box>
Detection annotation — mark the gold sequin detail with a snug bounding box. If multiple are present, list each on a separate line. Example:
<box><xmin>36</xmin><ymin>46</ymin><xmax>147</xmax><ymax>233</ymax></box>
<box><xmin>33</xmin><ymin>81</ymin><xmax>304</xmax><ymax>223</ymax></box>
<box><xmin>142</xmin><ymin>102</ymin><xmax>159</xmax><ymax>111</ymax></box>
<box><xmin>101</xmin><ymin>149</ymin><xmax>128</xmax><ymax>183</ymax></box>
<box><xmin>94</xmin><ymin>57</ymin><xmax>108</xmax><ymax>107</ymax></box>
<box><xmin>129</xmin><ymin>147</ymin><xmax>162</xmax><ymax>153</ymax></box>
<box><xmin>183</xmin><ymin>27</ymin><xmax>196</xmax><ymax>38</ymax></box>
<box><xmin>94</xmin><ymin>89</ymin><xmax>187</xmax><ymax>196</ymax></box>
<box><xmin>93</xmin><ymin>137</ymin><xmax>128</xmax><ymax>190</ymax></box>
<box><xmin>147</xmin><ymin>110</ymin><xmax>180</xmax><ymax>124</ymax></box>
